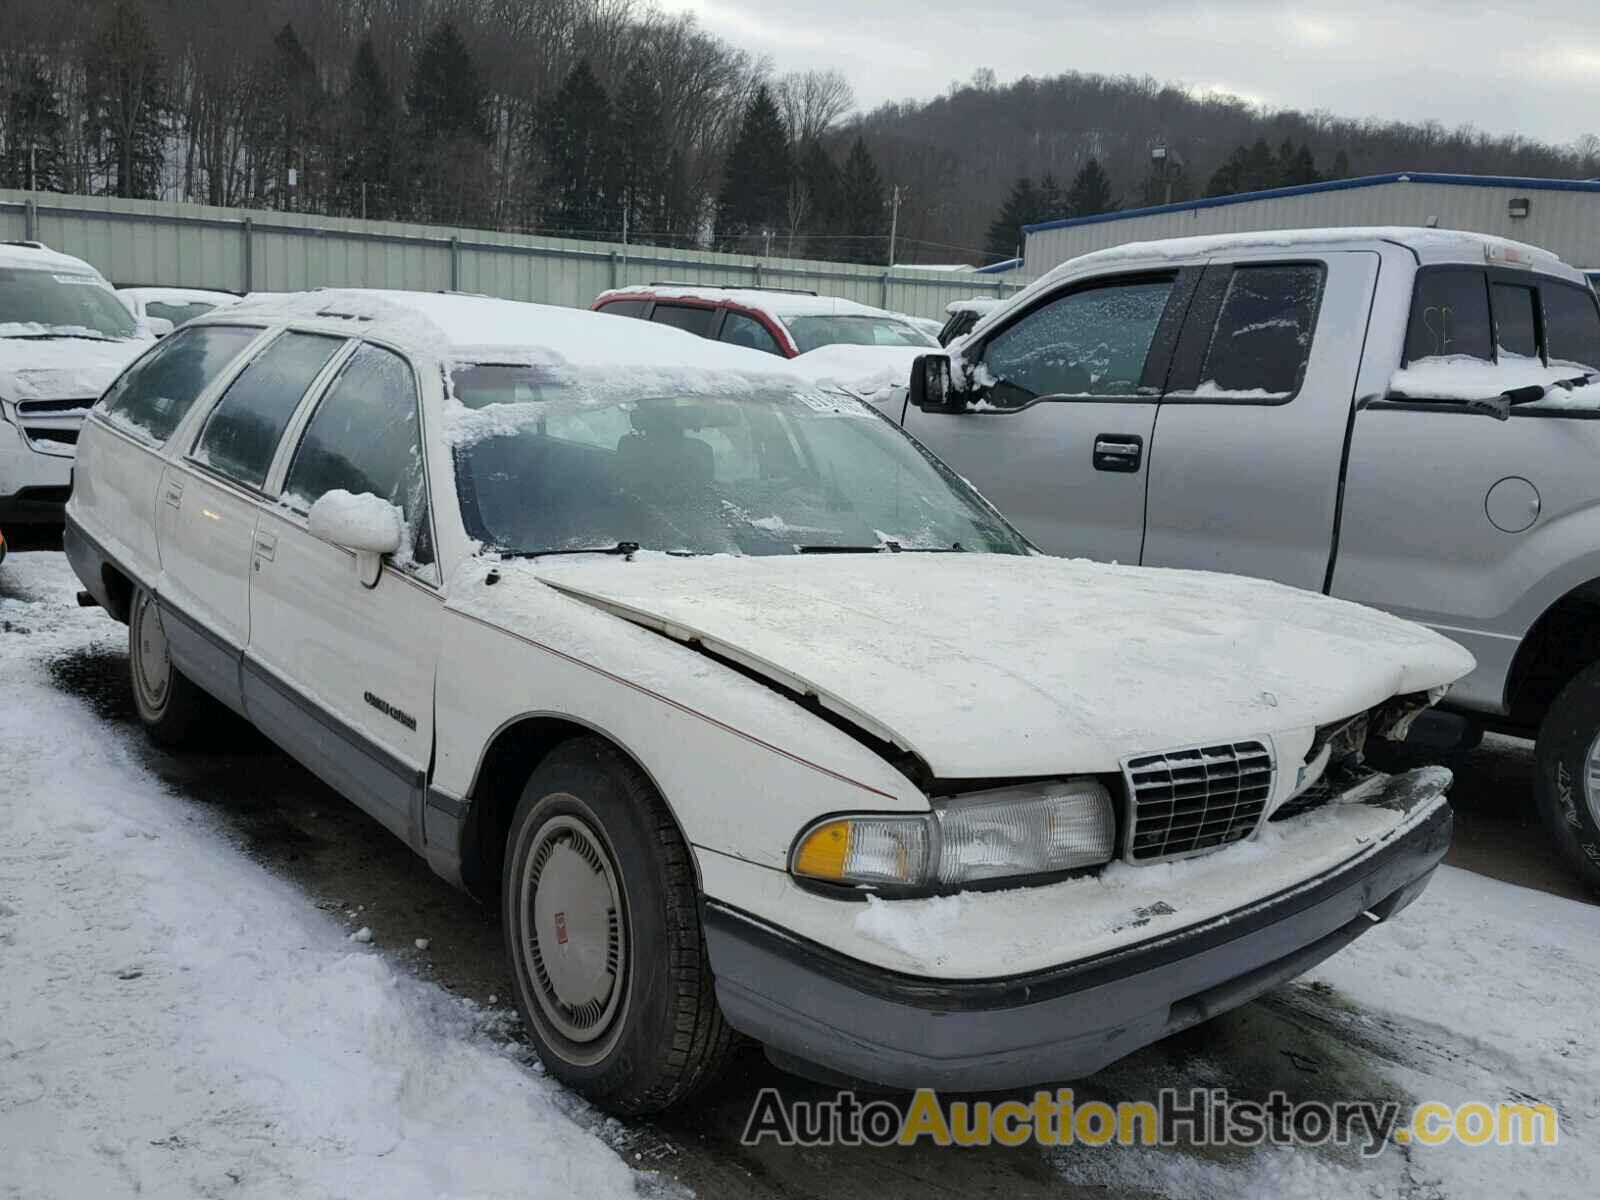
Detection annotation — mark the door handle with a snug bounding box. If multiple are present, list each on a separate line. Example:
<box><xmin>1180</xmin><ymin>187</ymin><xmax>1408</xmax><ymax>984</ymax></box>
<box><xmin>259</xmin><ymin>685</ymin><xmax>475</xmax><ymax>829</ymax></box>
<box><xmin>164</xmin><ymin>480</ymin><xmax>184</xmax><ymax>507</ymax></box>
<box><xmin>254</xmin><ymin>532</ymin><xmax>277</xmax><ymax>562</ymax></box>
<box><xmin>1093</xmin><ymin>434</ymin><xmax>1144</xmax><ymax>473</ymax></box>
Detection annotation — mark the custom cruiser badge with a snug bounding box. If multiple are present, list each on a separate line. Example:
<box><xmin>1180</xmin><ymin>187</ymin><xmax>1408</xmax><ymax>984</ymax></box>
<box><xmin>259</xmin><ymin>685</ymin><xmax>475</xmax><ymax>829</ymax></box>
<box><xmin>364</xmin><ymin>691</ymin><xmax>418</xmax><ymax>731</ymax></box>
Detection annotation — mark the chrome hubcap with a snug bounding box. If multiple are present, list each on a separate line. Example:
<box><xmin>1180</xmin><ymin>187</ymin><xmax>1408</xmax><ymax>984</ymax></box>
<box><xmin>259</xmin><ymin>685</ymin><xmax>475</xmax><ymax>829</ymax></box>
<box><xmin>521</xmin><ymin>812</ymin><xmax>626</xmax><ymax>1050</ymax></box>
<box><xmin>1582</xmin><ymin>731</ymin><xmax>1600</xmax><ymax>829</ymax></box>
<box><xmin>131</xmin><ymin>591</ymin><xmax>171</xmax><ymax>714</ymax></box>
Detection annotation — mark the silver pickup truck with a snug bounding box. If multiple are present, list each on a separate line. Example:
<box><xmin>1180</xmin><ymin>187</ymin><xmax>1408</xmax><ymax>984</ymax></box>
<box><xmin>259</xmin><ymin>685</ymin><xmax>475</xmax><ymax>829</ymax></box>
<box><xmin>897</xmin><ymin>227</ymin><xmax>1600</xmax><ymax>892</ymax></box>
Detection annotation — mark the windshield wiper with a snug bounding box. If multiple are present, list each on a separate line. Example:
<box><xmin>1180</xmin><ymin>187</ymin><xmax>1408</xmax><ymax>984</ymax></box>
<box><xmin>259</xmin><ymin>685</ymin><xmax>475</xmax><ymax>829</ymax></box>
<box><xmin>0</xmin><ymin>331</ymin><xmax>120</xmax><ymax>342</ymax></box>
<box><xmin>502</xmin><ymin>541</ymin><xmax>641</xmax><ymax>560</ymax></box>
<box><xmin>797</xmin><ymin>541</ymin><xmax>966</xmax><ymax>554</ymax></box>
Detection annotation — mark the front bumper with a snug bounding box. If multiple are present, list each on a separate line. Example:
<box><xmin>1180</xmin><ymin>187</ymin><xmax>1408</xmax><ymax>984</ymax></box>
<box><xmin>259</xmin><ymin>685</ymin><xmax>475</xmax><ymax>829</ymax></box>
<box><xmin>1</xmin><ymin>418</ymin><xmax>73</xmax><ymax>534</ymax></box>
<box><xmin>704</xmin><ymin>769</ymin><xmax>1451</xmax><ymax>1091</ymax></box>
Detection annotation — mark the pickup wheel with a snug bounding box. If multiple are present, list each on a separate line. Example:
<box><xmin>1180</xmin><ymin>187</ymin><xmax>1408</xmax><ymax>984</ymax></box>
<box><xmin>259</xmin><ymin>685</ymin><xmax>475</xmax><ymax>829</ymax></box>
<box><xmin>128</xmin><ymin>586</ymin><xmax>210</xmax><ymax>748</ymax></box>
<box><xmin>1534</xmin><ymin>664</ymin><xmax>1600</xmax><ymax>894</ymax></box>
<box><xmin>502</xmin><ymin>736</ymin><xmax>738</xmax><ymax>1114</ymax></box>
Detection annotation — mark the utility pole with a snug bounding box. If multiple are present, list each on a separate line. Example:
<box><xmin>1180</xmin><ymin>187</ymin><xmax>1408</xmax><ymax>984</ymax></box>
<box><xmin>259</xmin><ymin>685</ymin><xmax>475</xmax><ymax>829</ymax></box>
<box><xmin>361</xmin><ymin>181</ymin><xmax>368</xmax><ymax>221</ymax></box>
<box><xmin>762</xmin><ymin>228</ymin><xmax>772</xmax><ymax>258</ymax></box>
<box><xmin>887</xmin><ymin>185</ymin><xmax>902</xmax><ymax>267</ymax></box>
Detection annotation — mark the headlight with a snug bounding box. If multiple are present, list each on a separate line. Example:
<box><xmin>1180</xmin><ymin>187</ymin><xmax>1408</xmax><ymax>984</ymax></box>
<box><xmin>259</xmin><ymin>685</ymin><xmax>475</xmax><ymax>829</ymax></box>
<box><xmin>790</xmin><ymin>779</ymin><xmax>1116</xmax><ymax>891</ymax></box>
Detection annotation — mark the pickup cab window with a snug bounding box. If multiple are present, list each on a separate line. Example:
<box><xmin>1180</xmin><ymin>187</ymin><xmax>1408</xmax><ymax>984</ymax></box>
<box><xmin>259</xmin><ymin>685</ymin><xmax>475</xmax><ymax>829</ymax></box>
<box><xmin>1491</xmin><ymin>283</ymin><xmax>1540</xmax><ymax>360</ymax></box>
<box><xmin>192</xmin><ymin>331</ymin><xmax>345</xmax><ymax>489</ymax></box>
<box><xmin>1197</xmin><ymin>264</ymin><xmax>1324</xmax><ymax>398</ymax></box>
<box><xmin>1404</xmin><ymin>268</ymin><xmax>1494</xmax><ymax>363</ymax></box>
<box><xmin>1544</xmin><ymin>283</ymin><xmax>1600</xmax><ymax>371</ymax></box>
<box><xmin>99</xmin><ymin>323</ymin><xmax>259</xmax><ymax>443</ymax></box>
<box><xmin>284</xmin><ymin>342</ymin><xmax>434</xmax><ymax>570</ymax></box>
<box><xmin>981</xmin><ymin>277</ymin><xmax>1174</xmax><ymax>404</ymax></box>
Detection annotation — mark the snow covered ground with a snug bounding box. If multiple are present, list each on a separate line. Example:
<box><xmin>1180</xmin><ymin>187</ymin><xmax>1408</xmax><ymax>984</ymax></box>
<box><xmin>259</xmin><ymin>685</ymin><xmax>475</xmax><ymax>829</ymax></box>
<box><xmin>0</xmin><ymin>554</ymin><xmax>654</xmax><ymax>1199</ymax></box>
<box><xmin>2</xmin><ymin>549</ymin><xmax>1598</xmax><ymax>1199</ymax></box>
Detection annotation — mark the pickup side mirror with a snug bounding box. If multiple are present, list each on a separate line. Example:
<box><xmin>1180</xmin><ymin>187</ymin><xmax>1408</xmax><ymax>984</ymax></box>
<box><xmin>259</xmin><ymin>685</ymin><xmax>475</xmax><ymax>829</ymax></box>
<box><xmin>307</xmin><ymin>490</ymin><xmax>403</xmax><ymax>588</ymax></box>
<box><xmin>908</xmin><ymin>353</ymin><xmax>964</xmax><ymax>413</ymax></box>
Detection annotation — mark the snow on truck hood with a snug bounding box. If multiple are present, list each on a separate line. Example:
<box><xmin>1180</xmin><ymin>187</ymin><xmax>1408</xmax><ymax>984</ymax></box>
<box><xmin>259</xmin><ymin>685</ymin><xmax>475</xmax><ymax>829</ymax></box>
<box><xmin>529</xmin><ymin>554</ymin><xmax>1474</xmax><ymax>779</ymax></box>
<box><xmin>0</xmin><ymin>335</ymin><xmax>149</xmax><ymax>402</ymax></box>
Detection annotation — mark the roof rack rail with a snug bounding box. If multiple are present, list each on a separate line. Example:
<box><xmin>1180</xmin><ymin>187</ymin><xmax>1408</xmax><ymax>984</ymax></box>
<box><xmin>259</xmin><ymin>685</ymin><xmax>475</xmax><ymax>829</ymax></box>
<box><xmin>646</xmin><ymin>280</ymin><xmax>818</xmax><ymax>296</ymax></box>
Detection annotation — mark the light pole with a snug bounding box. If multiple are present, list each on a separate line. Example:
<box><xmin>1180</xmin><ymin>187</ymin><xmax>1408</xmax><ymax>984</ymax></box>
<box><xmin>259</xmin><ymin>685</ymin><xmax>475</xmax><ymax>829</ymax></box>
<box><xmin>1152</xmin><ymin>145</ymin><xmax>1181</xmax><ymax>206</ymax></box>
<box><xmin>887</xmin><ymin>185</ymin><xmax>902</xmax><ymax>267</ymax></box>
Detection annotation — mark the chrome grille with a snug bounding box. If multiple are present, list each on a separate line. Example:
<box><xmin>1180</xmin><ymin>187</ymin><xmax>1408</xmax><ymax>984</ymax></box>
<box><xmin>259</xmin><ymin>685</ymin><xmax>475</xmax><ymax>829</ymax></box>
<box><xmin>1122</xmin><ymin>741</ymin><xmax>1275</xmax><ymax>863</ymax></box>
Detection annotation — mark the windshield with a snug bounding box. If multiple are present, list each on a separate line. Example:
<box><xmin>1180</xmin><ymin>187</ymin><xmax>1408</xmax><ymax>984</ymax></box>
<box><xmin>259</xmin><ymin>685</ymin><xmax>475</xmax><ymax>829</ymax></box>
<box><xmin>146</xmin><ymin>300</ymin><xmax>220</xmax><ymax>326</ymax></box>
<box><xmin>0</xmin><ymin>267</ymin><xmax>139</xmax><ymax>340</ymax></box>
<box><xmin>783</xmin><ymin>314</ymin><xmax>939</xmax><ymax>354</ymax></box>
<box><xmin>446</xmin><ymin>364</ymin><xmax>1028</xmax><ymax>558</ymax></box>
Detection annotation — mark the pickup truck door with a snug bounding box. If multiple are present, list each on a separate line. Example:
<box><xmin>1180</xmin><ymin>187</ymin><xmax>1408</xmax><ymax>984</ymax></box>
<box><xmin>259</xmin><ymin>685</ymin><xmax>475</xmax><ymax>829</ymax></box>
<box><xmin>244</xmin><ymin>341</ymin><xmax>442</xmax><ymax>849</ymax></box>
<box><xmin>1140</xmin><ymin>250</ymin><xmax>1382</xmax><ymax>591</ymax></box>
<box><xmin>901</xmin><ymin>269</ymin><xmax>1195</xmax><ymax>562</ymax></box>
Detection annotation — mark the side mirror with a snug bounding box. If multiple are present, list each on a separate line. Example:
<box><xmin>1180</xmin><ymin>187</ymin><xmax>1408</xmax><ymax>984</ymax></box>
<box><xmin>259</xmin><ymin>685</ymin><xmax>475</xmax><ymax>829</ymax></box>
<box><xmin>908</xmin><ymin>353</ymin><xmax>963</xmax><ymax>413</ymax></box>
<box><xmin>146</xmin><ymin>317</ymin><xmax>175</xmax><ymax>338</ymax></box>
<box><xmin>307</xmin><ymin>490</ymin><xmax>403</xmax><ymax>588</ymax></box>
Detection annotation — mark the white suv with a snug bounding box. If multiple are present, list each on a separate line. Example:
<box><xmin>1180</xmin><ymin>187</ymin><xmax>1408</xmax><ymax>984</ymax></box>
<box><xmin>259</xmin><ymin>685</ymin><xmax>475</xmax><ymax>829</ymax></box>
<box><xmin>67</xmin><ymin>288</ymin><xmax>1470</xmax><ymax>1113</ymax></box>
<box><xmin>0</xmin><ymin>241</ymin><xmax>153</xmax><ymax>545</ymax></box>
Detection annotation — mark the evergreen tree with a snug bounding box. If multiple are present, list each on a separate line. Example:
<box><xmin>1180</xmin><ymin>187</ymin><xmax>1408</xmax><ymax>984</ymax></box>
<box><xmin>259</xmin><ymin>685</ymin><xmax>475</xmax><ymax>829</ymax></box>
<box><xmin>337</xmin><ymin>38</ymin><xmax>396</xmax><ymax>220</ymax></box>
<box><xmin>614</xmin><ymin>64</ymin><xmax>664</xmax><ymax>242</ymax></box>
<box><xmin>261</xmin><ymin>24</ymin><xmax>321</xmax><ymax>209</ymax></box>
<box><xmin>541</xmin><ymin>60</ymin><xmax>615</xmax><ymax>236</ymax></box>
<box><xmin>404</xmin><ymin>18</ymin><xmax>491</xmax><ymax>223</ymax></box>
<box><xmin>1066</xmin><ymin>158</ymin><xmax>1116</xmax><ymax>217</ymax></box>
<box><xmin>0</xmin><ymin>61</ymin><xmax>66</xmax><ymax>191</ymax></box>
<box><xmin>1036</xmin><ymin>172</ymin><xmax>1064</xmax><ymax>219</ymax></box>
<box><xmin>714</xmin><ymin>85</ymin><xmax>790</xmax><ymax>251</ymax></box>
<box><xmin>659</xmin><ymin>148</ymin><xmax>693</xmax><ymax>248</ymax></box>
<box><xmin>792</xmin><ymin>137</ymin><xmax>840</xmax><ymax>256</ymax></box>
<box><xmin>1206</xmin><ymin>137</ymin><xmax>1278</xmax><ymax>197</ymax></box>
<box><xmin>1277</xmin><ymin>139</ymin><xmax>1319</xmax><ymax>186</ymax></box>
<box><xmin>85</xmin><ymin>0</ymin><xmax>166</xmax><ymax>199</ymax></box>
<box><xmin>835</xmin><ymin>136</ymin><xmax>886</xmax><ymax>264</ymax></box>
<box><xmin>984</xmin><ymin>176</ymin><xmax>1040</xmax><ymax>261</ymax></box>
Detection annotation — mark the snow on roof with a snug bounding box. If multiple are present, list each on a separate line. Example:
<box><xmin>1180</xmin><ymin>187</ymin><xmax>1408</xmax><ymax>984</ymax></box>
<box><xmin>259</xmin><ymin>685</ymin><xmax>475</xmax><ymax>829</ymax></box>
<box><xmin>0</xmin><ymin>241</ymin><xmax>103</xmax><ymax>277</ymax></box>
<box><xmin>119</xmin><ymin>286</ymin><xmax>241</xmax><ymax>305</ymax></box>
<box><xmin>596</xmin><ymin>284</ymin><xmax>906</xmax><ymax>322</ymax></box>
<box><xmin>965</xmin><ymin>227</ymin><xmax>1583</xmax><ymax>349</ymax></box>
<box><xmin>221</xmin><ymin>288</ymin><xmax>812</xmax><ymax>374</ymax></box>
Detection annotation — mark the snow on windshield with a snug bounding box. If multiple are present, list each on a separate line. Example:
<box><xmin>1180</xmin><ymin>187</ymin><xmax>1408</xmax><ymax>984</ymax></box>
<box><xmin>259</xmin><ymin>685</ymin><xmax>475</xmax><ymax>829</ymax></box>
<box><xmin>0</xmin><ymin>268</ymin><xmax>138</xmax><ymax>339</ymax></box>
<box><xmin>443</xmin><ymin>362</ymin><xmax>1027</xmax><ymax>558</ymax></box>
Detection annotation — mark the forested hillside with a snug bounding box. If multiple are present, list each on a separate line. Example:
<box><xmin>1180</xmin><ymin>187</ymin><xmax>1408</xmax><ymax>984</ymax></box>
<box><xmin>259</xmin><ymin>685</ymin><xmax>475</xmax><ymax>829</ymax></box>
<box><xmin>3</xmin><ymin>1</ymin><xmax>1596</xmax><ymax>266</ymax></box>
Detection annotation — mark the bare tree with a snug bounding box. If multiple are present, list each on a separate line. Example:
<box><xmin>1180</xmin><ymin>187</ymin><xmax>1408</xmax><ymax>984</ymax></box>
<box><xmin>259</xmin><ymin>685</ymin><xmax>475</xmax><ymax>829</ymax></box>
<box><xmin>774</xmin><ymin>69</ymin><xmax>854</xmax><ymax>146</ymax></box>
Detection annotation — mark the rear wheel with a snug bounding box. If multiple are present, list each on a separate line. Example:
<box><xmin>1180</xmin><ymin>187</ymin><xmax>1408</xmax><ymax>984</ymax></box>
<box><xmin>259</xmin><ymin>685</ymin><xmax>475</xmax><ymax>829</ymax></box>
<box><xmin>128</xmin><ymin>586</ymin><xmax>210</xmax><ymax>747</ymax></box>
<box><xmin>1534</xmin><ymin>662</ymin><xmax>1600</xmax><ymax>894</ymax></box>
<box><xmin>501</xmin><ymin>737</ymin><xmax>737</xmax><ymax>1114</ymax></box>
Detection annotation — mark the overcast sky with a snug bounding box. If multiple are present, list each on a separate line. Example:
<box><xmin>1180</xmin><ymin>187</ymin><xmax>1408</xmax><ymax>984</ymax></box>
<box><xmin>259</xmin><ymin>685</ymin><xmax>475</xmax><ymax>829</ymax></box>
<box><xmin>673</xmin><ymin>0</ymin><xmax>1600</xmax><ymax>148</ymax></box>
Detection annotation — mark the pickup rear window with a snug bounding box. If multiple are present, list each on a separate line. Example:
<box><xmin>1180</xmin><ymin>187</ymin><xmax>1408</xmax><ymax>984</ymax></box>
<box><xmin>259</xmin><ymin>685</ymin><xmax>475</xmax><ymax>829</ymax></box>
<box><xmin>1404</xmin><ymin>268</ymin><xmax>1494</xmax><ymax>363</ymax></box>
<box><xmin>1544</xmin><ymin>284</ymin><xmax>1600</xmax><ymax>371</ymax></box>
<box><xmin>1404</xmin><ymin>267</ymin><xmax>1600</xmax><ymax>372</ymax></box>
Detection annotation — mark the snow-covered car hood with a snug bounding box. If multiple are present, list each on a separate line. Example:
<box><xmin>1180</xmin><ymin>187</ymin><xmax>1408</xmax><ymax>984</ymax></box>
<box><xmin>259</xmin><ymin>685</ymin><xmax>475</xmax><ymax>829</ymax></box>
<box><xmin>0</xmin><ymin>335</ymin><xmax>150</xmax><ymax>403</ymax></box>
<box><xmin>528</xmin><ymin>553</ymin><xmax>1475</xmax><ymax>779</ymax></box>
<box><xmin>785</xmin><ymin>344</ymin><xmax>925</xmax><ymax>414</ymax></box>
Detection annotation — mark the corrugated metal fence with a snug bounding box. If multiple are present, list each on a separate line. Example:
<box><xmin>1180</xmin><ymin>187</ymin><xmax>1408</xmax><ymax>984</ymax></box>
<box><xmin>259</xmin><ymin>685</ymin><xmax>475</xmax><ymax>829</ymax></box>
<box><xmin>0</xmin><ymin>190</ymin><xmax>1028</xmax><ymax>319</ymax></box>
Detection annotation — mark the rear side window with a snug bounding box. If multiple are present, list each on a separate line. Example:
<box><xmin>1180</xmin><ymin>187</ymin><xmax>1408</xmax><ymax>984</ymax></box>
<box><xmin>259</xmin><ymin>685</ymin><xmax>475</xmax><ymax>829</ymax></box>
<box><xmin>650</xmin><ymin>303</ymin><xmax>718</xmax><ymax>337</ymax></box>
<box><xmin>1198</xmin><ymin>264</ymin><xmax>1324</xmax><ymax>397</ymax></box>
<box><xmin>718</xmin><ymin>311</ymin><xmax>784</xmax><ymax>356</ymax></box>
<box><xmin>193</xmin><ymin>331</ymin><xmax>344</xmax><ymax>488</ymax></box>
<box><xmin>285</xmin><ymin>343</ymin><xmax>434</xmax><ymax>570</ymax></box>
<box><xmin>598</xmin><ymin>299</ymin><xmax>648</xmax><ymax>319</ymax></box>
<box><xmin>1405</xmin><ymin>268</ymin><xmax>1493</xmax><ymax>362</ymax></box>
<box><xmin>99</xmin><ymin>324</ymin><xmax>260</xmax><ymax>443</ymax></box>
<box><xmin>1544</xmin><ymin>284</ymin><xmax>1600</xmax><ymax>371</ymax></box>
<box><xmin>1491</xmin><ymin>284</ymin><xmax>1540</xmax><ymax>360</ymax></box>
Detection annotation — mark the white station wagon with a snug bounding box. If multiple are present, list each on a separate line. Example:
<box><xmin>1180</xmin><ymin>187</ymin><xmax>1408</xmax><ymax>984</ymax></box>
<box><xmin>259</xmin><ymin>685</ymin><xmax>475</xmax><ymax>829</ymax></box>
<box><xmin>66</xmin><ymin>290</ymin><xmax>1472</xmax><ymax>1114</ymax></box>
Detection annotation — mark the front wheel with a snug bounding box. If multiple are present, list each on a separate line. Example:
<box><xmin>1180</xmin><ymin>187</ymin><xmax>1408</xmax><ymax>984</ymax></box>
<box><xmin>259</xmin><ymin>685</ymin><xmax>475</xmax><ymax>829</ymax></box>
<box><xmin>502</xmin><ymin>736</ymin><xmax>738</xmax><ymax>1114</ymax></box>
<box><xmin>128</xmin><ymin>586</ymin><xmax>210</xmax><ymax>747</ymax></box>
<box><xmin>1534</xmin><ymin>663</ymin><xmax>1600</xmax><ymax>894</ymax></box>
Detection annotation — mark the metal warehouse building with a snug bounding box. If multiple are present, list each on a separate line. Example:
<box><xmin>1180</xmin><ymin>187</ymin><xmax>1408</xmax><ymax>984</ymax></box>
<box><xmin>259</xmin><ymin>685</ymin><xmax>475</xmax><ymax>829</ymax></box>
<box><xmin>1023</xmin><ymin>173</ymin><xmax>1600</xmax><ymax>275</ymax></box>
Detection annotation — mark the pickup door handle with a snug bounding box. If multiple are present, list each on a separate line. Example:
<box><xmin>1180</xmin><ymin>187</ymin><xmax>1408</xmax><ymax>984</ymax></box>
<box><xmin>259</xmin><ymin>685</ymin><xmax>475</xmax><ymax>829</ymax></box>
<box><xmin>1093</xmin><ymin>434</ymin><xmax>1144</xmax><ymax>473</ymax></box>
<box><xmin>163</xmin><ymin>480</ymin><xmax>184</xmax><ymax>507</ymax></box>
<box><xmin>253</xmin><ymin>532</ymin><xmax>277</xmax><ymax>562</ymax></box>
